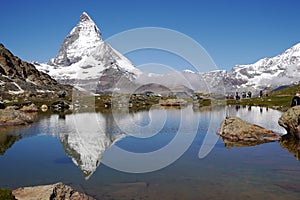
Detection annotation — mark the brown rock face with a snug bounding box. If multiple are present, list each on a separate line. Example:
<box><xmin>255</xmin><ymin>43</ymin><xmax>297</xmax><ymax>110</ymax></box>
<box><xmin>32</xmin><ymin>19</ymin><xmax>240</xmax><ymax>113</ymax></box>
<box><xmin>0</xmin><ymin>43</ymin><xmax>69</xmax><ymax>95</ymax></box>
<box><xmin>217</xmin><ymin>116</ymin><xmax>281</xmax><ymax>142</ymax></box>
<box><xmin>0</xmin><ymin>109</ymin><xmax>33</xmax><ymax>126</ymax></box>
<box><xmin>12</xmin><ymin>182</ymin><xmax>95</xmax><ymax>200</ymax></box>
<box><xmin>278</xmin><ymin>105</ymin><xmax>300</xmax><ymax>139</ymax></box>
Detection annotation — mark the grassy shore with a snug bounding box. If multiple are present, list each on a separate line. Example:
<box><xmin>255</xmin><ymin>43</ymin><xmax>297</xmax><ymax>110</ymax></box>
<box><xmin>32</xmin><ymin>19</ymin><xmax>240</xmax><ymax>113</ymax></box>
<box><xmin>2</xmin><ymin>84</ymin><xmax>299</xmax><ymax>113</ymax></box>
<box><xmin>226</xmin><ymin>84</ymin><xmax>300</xmax><ymax>111</ymax></box>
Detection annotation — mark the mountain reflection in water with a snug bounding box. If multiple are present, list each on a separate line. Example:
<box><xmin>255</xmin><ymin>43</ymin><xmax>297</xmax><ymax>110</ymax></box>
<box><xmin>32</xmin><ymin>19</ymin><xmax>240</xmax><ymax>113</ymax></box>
<box><xmin>0</xmin><ymin>105</ymin><xmax>292</xmax><ymax>180</ymax></box>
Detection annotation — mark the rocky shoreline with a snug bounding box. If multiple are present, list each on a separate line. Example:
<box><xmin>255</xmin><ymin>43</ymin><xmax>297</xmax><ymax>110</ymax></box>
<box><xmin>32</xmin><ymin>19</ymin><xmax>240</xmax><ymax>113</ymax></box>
<box><xmin>10</xmin><ymin>182</ymin><xmax>95</xmax><ymax>200</ymax></box>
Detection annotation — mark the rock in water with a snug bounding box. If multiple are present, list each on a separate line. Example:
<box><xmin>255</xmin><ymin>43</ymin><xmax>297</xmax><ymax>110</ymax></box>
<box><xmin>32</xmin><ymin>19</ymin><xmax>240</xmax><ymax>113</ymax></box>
<box><xmin>12</xmin><ymin>182</ymin><xmax>95</xmax><ymax>200</ymax></box>
<box><xmin>19</xmin><ymin>104</ymin><xmax>38</xmax><ymax>113</ymax></box>
<box><xmin>0</xmin><ymin>109</ymin><xmax>33</xmax><ymax>126</ymax></box>
<box><xmin>217</xmin><ymin>116</ymin><xmax>281</xmax><ymax>142</ymax></box>
<box><xmin>278</xmin><ymin>105</ymin><xmax>300</xmax><ymax>139</ymax></box>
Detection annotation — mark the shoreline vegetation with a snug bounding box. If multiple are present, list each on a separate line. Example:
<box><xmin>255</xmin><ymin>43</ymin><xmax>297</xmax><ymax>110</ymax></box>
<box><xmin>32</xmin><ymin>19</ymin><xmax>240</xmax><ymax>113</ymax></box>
<box><xmin>1</xmin><ymin>83</ymin><xmax>298</xmax><ymax>114</ymax></box>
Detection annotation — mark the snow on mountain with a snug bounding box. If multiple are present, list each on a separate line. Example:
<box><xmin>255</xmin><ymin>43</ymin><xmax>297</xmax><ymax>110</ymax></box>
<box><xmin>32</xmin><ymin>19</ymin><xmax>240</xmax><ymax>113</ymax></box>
<box><xmin>35</xmin><ymin>12</ymin><xmax>140</xmax><ymax>91</ymax></box>
<box><xmin>182</xmin><ymin>69</ymin><xmax>196</xmax><ymax>74</ymax></box>
<box><xmin>226</xmin><ymin>43</ymin><xmax>300</xmax><ymax>90</ymax></box>
<box><xmin>135</xmin><ymin>43</ymin><xmax>300</xmax><ymax>94</ymax></box>
<box><xmin>34</xmin><ymin>11</ymin><xmax>300</xmax><ymax>94</ymax></box>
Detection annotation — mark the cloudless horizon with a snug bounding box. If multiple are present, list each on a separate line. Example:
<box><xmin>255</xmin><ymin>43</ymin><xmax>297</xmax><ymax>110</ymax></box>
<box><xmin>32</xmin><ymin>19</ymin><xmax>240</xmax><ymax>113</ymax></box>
<box><xmin>2</xmin><ymin>0</ymin><xmax>300</xmax><ymax>72</ymax></box>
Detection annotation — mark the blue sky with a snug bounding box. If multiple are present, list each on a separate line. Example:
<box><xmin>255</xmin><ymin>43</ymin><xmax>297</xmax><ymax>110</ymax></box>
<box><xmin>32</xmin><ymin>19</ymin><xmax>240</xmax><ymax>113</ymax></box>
<box><xmin>1</xmin><ymin>0</ymin><xmax>300</xmax><ymax>71</ymax></box>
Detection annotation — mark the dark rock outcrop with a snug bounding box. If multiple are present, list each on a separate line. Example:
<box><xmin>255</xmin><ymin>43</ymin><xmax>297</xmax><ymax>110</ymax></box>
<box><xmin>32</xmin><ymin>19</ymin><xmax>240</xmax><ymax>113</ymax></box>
<box><xmin>278</xmin><ymin>105</ymin><xmax>300</xmax><ymax>139</ymax></box>
<box><xmin>51</xmin><ymin>101</ymin><xmax>70</xmax><ymax>112</ymax></box>
<box><xmin>0</xmin><ymin>109</ymin><xmax>33</xmax><ymax>126</ymax></box>
<box><xmin>217</xmin><ymin>116</ymin><xmax>281</xmax><ymax>142</ymax></box>
<box><xmin>0</xmin><ymin>43</ymin><xmax>70</xmax><ymax>96</ymax></box>
<box><xmin>12</xmin><ymin>182</ymin><xmax>95</xmax><ymax>200</ymax></box>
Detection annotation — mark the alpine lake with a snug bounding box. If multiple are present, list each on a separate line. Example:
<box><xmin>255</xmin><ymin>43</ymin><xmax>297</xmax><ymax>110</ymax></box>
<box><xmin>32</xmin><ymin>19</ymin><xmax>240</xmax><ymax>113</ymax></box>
<box><xmin>0</xmin><ymin>104</ymin><xmax>300</xmax><ymax>200</ymax></box>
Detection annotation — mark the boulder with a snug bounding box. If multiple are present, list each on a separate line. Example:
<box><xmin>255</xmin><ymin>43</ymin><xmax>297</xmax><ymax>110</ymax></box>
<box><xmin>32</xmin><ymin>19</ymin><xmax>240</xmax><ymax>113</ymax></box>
<box><xmin>278</xmin><ymin>105</ymin><xmax>300</xmax><ymax>139</ymax></box>
<box><xmin>0</xmin><ymin>109</ymin><xmax>33</xmax><ymax>126</ymax></box>
<box><xmin>12</xmin><ymin>182</ymin><xmax>95</xmax><ymax>200</ymax></box>
<box><xmin>51</xmin><ymin>101</ymin><xmax>70</xmax><ymax>112</ymax></box>
<box><xmin>217</xmin><ymin>116</ymin><xmax>281</xmax><ymax>142</ymax></box>
<box><xmin>19</xmin><ymin>104</ymin><xmax>38</xmax><ymax>113</ymax></box>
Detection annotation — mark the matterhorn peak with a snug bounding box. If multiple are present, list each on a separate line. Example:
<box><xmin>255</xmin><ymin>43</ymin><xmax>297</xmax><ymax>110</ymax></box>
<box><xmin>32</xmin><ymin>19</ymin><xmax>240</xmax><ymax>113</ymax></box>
<box><xmin>49</xmin><ymin>12</ymin><xmax>103</xmax><ymax>66</ymax></box>
<box><xmin>36</xmin><ymin>11</ymin><xmax>140</xmax><ymax>92</ymax></box>
<box><xmin>80</xmin><ymin>12</ymin><xmax>92</xmax><ymax>22</ymax></box>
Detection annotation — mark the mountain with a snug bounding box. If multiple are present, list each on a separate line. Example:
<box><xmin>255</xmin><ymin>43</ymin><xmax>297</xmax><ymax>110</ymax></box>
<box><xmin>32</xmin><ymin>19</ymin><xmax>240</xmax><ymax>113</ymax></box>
<box><xmin>35</xmin><ymin>12</ymin><xmax>300</xmax><ymax>95</ymax></box>
<box><xmin>166</xmin><ymin>43</ymin><xmax>300</xmax><ymax>94</ymax></box>
<box><xmin>225</xmin><ymin>43</ymin><xmax>300</xmax><ymax>91</ymax></box>
<box><xmin>35</xmin><ymin>12</ymin><xmax>140</xmax><ymax>93</ymax></box>
<box><xmin>133</xmin><ymin>41</ymin><xmax>300</xmax><ymax>94</ymax></box>
<box><xmin>0</xmin><ymin>43</ymin><xmax>69</xmax><ymax>97</ymax></box>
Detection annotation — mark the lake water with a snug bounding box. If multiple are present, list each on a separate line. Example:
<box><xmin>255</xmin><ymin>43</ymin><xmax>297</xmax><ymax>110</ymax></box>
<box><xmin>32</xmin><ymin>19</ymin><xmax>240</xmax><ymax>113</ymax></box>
<box><xmin>0</xmin><ymin>105</ymin><xmax>300</xmax><ymax>200</ymax></box>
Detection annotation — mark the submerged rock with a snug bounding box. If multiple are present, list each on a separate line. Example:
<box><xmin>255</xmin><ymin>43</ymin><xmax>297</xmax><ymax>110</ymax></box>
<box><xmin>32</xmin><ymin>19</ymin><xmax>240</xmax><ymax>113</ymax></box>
<box><xmin>280</xmin><ymin>134</ymin><xmax>300</xmax><ymax>161</ymax></box>
<box><xmin>12</xmin><ymin>182</ymin><xmax>95</xmax><ymax>200</ymax></box>
<box><xmin>0</xmin><ymin>109</ymin><xmax>33</xmax><ymax>126</ymax></box>
<box><xmin>217</xmin><ymin>116</ymin><xmax>281</xmax><ymax>142</ymax></box>
<box><xmin>278</xmin><ymin>105</ymin><xmax>300</xmax><ymax>139</ymax></box>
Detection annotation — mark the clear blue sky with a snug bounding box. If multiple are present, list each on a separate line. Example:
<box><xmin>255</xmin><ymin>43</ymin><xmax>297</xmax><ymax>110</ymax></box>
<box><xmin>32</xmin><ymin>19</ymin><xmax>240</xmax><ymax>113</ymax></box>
<box><xmin>1</xmin><ymin>0</ymin><xmax>300</xmax><ymax>71</ymax></box>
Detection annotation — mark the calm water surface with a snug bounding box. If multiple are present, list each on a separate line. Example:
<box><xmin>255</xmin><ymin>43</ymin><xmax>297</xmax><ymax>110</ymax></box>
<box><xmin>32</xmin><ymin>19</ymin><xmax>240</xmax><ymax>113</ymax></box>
<box><xmin>0</xmin><ymin>105</ymin><xmax>300</xmax><ymax>200</ymax></box>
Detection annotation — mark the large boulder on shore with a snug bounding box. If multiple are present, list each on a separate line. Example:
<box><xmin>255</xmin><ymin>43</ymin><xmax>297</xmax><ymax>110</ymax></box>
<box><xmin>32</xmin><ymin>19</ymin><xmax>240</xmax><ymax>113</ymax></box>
<box><xmin>0</xmin><ymin>109</ymin><xmax>33</xmax><ymax>126</ymax></box>
<box><xmin>217</xmin><ymin>116</ymin><xmax>281</xmax><ymax>142</ymax></box>
<box><xmin>278</xmin><ymin>105</ymin><xmax>300</xmax><ymax>139</ymax></box>
<box><xmin>12</xmin><ymin>182</ymin><xmax>95</xmax><ymax>200</ymax></box>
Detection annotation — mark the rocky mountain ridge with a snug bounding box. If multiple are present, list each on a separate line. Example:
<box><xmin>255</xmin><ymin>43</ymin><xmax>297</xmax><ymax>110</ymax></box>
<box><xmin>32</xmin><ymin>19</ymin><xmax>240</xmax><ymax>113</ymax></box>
<box><xmin>35</xmin><ymin>12</ymin><xmax>140</xmax><ymax>93</ymax></box>
<box><xmin>33</xmin><ymin>12</ymin><xmax>300</xmax><ymax>95</ymax></box>
<box><xmin>0</xmin><ymin>44</ymin><xmax>69</xmax><ymax>97</ymax></box>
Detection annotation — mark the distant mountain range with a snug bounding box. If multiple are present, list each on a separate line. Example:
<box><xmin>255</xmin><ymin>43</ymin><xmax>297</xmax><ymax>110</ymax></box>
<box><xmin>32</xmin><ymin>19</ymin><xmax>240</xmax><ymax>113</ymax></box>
<box><xmin>5</xmin><ymin>12</ymin><xmax>299</xmax><ymax>95</ymax></box>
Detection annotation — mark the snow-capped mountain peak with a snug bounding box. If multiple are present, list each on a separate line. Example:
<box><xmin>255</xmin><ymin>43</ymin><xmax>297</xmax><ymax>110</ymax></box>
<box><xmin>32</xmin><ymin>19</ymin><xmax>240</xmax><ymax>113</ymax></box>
<box><xmin>182</xmin><ymin>69</ymin><xmax>195</xmax><ymax>73</ymax></box>
<box><xmin>35</xmin><ymin>12</ymin><xmax>140</xmax><ymax>92</ymax></box>
<box><xmin>49</xmin><ymin>12</ymin><xmax>103</xmax><ymax>67</ymax></box>
<box><xmin>226</xmin><ymin>42</ymin><xmax>300</xmax><ymax>90</ymax></box>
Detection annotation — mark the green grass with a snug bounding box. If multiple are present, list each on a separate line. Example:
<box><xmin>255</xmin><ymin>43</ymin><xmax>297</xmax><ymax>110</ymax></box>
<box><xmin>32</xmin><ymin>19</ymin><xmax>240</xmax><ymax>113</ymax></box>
<box><xmin>271</xmin><ymin>84</ymin><xmax>300</xmax><ymax>96</ymax></box>
<box><xmin>226</xmin><ymin>84</ymin><xmax>299</xmax><ymax>111</ymax></box>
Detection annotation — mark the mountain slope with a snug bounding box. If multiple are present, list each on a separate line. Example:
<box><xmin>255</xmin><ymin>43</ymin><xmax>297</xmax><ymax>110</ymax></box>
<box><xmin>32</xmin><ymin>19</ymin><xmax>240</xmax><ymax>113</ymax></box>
<box><xmin>34</xmin><ymin>12</ymin><xmax>300</xmax><ymax>94</ymax></box>
<box><xmin>35</xmin><ymin>12</ymin><xmax>140</xmax><ymax>93</ymax></box>
<box><xmin>225</xmin><ymin>43</ymin><xmax>300</xmax><ymax>90</ymax></box>
<box><xmin>0</xmin><ymin>44</ymin><xmax>68</xmax><ymax>96</ymax></box>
